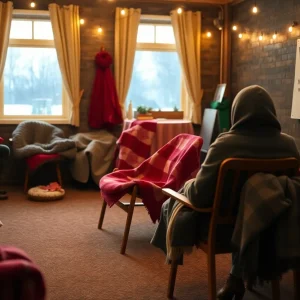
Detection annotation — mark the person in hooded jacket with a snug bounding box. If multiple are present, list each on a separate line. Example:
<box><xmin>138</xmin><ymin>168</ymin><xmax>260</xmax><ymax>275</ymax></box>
<box><xmin>151</xmin><ymin>85</ymin><xmax>300</xmax><ymax>300</ymax></box>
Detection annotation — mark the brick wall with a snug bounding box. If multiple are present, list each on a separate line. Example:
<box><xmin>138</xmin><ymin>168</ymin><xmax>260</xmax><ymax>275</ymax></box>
<box><xmin>1</xmin><ymin>0</ymin><xmax>221</xmax><ymax>185</ymax></box>
<box><xmin>232</xmin><ymin>0</ymin><xmax>300</xmax><ymax>148</ymax></box>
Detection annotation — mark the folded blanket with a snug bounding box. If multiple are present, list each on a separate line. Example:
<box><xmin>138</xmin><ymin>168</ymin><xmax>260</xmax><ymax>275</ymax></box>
<box><xmin>70</xmin><ymin>130</ymin><xmax>117</xmax><ymax>184</ymax></box>
<box><xmin>116</xmin><ymin>120</ymin><xmax>157</xmax><ymax>169</ymax></box>
<box><xmin>12</xmin><ymin>120</ymin><xmax>76</xmax><ymax>159</ymax></box>
<box><xmin>100</xmin><ymin>134</ymin><xmax>203</xmax><ymax>223</ymax></box>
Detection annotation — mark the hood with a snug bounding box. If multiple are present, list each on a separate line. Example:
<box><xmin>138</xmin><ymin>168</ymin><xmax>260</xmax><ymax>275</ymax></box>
<box><xmin>95</xmin><ymin>51</ymin><xmax>112</xmax><ymax>69</ymax></box>
<box><xmin>230</xmin><ymin>85</ymin><xmax>281</xmax><ymax>132</ymax></box>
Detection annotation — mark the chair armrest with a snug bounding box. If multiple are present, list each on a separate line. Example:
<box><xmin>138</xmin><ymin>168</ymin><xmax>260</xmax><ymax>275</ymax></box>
<box><xmin>162</xmin><ymin>188</ymin><xmax>213</xmax><ymax>213</ymax></box>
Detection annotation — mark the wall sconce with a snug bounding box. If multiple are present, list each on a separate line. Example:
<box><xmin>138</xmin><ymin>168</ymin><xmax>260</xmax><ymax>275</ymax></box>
<box><xmin>288</xmin><ymin>21</ymin><xmax>298</xmax><ymax>32</ymax></box>
<box><xmin>213</xmin><ymin>11</ymin><xmax>223</xmax><ymax>31</ymax></box>
<box><xmin>177</xmin><ymin>7</ymin><xmax>183</xmax><ymax>14</ymax></box>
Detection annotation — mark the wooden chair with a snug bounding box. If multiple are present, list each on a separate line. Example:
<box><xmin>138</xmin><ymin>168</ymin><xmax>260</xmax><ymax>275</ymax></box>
<box><xmin>98</xmin><ymin>134</ymin><xmax>203</xmax><ymax>255</ymax></box>
<box><xmin>162</xmin><ymin>157</ymin><xmax>300</xmax><ymax>300</ymax></box>
<box><xmin>98</xmin><ymin>183</ymin><xmax>143</xmax><ymax>255</ymax></box>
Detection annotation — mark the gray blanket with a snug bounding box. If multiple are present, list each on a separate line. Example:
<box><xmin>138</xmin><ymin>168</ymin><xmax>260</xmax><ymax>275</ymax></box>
<box><xmin>69</xmin><ymin>131</ymin><xmax>117</xmax><ymax>184</ymax></box>
<box><xmin>12</xmin><ymin>120</ymin><xmax>76</xmax><ymax>159</ymax></box>
<box><xmin>232</xmin><ymin>173</ymin><xmax>300</xmax><ymax>279</ymax></box>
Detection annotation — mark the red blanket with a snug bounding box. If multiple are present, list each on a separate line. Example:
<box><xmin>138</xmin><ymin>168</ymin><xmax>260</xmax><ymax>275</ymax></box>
<box><xmin>0</xmin><ymin>246</ymin><xmax>46</xmax><ymax>300</ymax></box>
<box><xmin>115</xmin><ymin>120</ymin><xmax>157</xmax><ymax>170</ymax></box>
<box><xmin>100</xmin><ymin>134</ymin><xmax>203</xmax><ymax>222</ymax></box>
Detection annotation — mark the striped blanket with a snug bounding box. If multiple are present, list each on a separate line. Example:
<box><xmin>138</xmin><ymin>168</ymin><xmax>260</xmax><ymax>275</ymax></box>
<box><xmin>115</xmin><ymin>120</ymin><xmax>157</xmax><ymax>170</ymax></box>
<box><xmin>100</xmin><ymin>134</ymin><xmax>203</xmax><ymax>223</ymax></box>
<box><xmin>232</xmin><ymin>173</ymin><xmax>300</xmax><ymax>280</ymax></box>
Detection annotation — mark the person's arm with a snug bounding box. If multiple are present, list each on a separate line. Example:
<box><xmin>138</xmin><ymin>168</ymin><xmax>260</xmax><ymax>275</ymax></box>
<box><xmin>182</xmin><ymin>137</ymin><xmax>228</xmax><ymax>208</ymax></box>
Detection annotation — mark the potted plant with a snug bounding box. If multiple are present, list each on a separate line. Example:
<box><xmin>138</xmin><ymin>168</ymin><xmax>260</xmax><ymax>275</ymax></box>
<box><xmin>151</xmin><ymin>106</ymin><xmax>184</xmax><ymax>119</ymax></box>
<box><xmin>135</xmin><ymin>106</ymin><xmax>153</xmax><ymax>119</ymax></box>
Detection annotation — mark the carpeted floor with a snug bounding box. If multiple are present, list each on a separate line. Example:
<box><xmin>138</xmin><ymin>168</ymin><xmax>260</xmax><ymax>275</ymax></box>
<box><xmin>0</xmin><ymin>187</ymin><xmax>295</xmax><ymax>300</ymax></box>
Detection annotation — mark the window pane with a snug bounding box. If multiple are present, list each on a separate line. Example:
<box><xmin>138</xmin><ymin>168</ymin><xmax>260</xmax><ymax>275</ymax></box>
<box><xmin>127</xmin><ymin>51</ymin><xmax>181</xmax><ymax>111</ymax></box>
<box><xmin>155</xmin><ymin>25</ymin><xmax>175</xmax><ymax>44</ymax></box>
<box><xmin>137</xmin><ymin>25</ymin><xmax>155</xmax><ymax>43</ymax></box>
<box><xmin>3</xmin><ymin>47</ymin><xmax>63</xmax><ymax>116</ymax></box>
<box><xmin>34</xmin><ymin>21</ymin><xmax>54</xmax><ymax>40</ymax></box>
<box><xmin>10</xmin><ymin>20</ymin><xmax>32</xmax><ymax>39</ymax></box>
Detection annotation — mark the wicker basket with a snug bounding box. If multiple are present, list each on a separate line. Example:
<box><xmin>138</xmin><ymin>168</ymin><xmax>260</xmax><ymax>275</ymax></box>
<box><xmin>28</xmin><ymin>186</ymin><xmax>65</xmax><ymax>201</ymax></box>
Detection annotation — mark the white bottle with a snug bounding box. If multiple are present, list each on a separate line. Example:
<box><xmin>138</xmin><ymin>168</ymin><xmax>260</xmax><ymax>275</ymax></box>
<box><xmin>127</xmin><ymin>101</ymin><xmax>133</xmax><ymax>119</ymax></box>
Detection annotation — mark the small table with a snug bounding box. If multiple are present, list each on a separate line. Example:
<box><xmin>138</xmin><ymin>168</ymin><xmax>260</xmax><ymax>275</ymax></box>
<box><xmin>123</xmin><ymin>119</ymin><xmax>194</xmax><ymax>154</ymax></box>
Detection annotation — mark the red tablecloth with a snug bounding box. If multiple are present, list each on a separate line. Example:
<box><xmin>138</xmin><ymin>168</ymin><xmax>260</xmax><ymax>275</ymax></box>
<box><xmin>123</xmin><ymin>119</ymin><xmax>194</xmax><ymax>154</ymax></box>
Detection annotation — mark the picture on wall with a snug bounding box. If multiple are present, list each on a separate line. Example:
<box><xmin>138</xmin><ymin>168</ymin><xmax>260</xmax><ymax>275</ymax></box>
<box><xmin>213</xmin><ymin>83</ymin><xmax>226</xmax><ymax>103</ymax></box>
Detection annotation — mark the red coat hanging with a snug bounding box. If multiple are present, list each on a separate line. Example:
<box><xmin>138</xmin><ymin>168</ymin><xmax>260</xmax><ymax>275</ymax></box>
<box><xmin>88</xmin><ymin>49</ymin><xmax>123</xmax><ymax>129</ymax></box>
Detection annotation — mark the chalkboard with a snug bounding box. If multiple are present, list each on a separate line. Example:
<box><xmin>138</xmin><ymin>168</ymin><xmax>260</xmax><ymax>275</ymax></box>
<box><xmin>291</xmin><ymin>39</ymin><xmax>300</xmax><ymax>119</ymax></box>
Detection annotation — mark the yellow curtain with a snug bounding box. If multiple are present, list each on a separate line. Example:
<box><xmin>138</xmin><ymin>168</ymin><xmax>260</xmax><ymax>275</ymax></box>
<box><xmin>114</xmin><ymin>7</ymin><xmax>141</xmax><ymax>117</ymax></box>
<box><xmin>171</xmin><ymin>10</ymin><xmax>203</xmax><ymax>124</ymax></box>
<box><xmin>0</xmin><ymin>1</ymin><xmax>13</xmax><ymax>81</ymax></box>
<box><xmin>49</xmin><ymin>3</ymin><xmax>83</xmax><ymax>127</ymax></box>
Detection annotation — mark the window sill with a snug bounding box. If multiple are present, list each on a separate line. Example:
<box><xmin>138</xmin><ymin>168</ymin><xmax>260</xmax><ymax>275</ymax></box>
<box><xmin>0</xmin><ymin>118</ymin><xmax>70</xmax><ymax>125</ymax></box>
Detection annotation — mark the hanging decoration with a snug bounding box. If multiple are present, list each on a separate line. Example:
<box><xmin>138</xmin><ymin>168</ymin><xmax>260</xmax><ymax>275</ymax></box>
<box><xmin>88</xmin><ymin>48</ymin><xmax>123</xmax><ymax>130</ymax></box>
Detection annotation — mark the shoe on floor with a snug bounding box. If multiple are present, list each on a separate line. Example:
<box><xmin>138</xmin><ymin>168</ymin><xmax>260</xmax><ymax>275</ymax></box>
<box><xmin>217</xmin><ymin>274</ymin><xmax>245</xmax><ymax>300</ymax></box>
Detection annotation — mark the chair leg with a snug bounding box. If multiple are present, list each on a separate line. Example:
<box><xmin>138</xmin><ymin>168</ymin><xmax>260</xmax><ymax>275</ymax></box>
<box><xmin>120</xmin><ymin>186</ymin><xmax>137</xmax><ymax>255</ymax></box>
<box><xmin>56</xmin><ymin>162</ymin><xmax>62</xmax><ymax>186</ymax></box>
<box><xmin>207</xmin><ymin>252</ymin><xmax>217</xmax><ymax>300</ymax></box>
<box><xmin>98</xmin><ymin>200</ymin><xmax>107</xmax><ymax>229</ymax></box>
<box><xmin>271</xmin><ymin>279</ymin><xmax>280</xmax><ymax>300</ymax></box>
<box><xmin>24</xmin><ymin>168</ymin><xmax>29</xmax><ymax>193</ymax></box>
<box><xmin>293</xmin><ymin>269</ymin><xmax>300</xmax><ymax>300</ymax></box>
<box><xmin>167</xmin><ymin>259</ymin><xmax>178</xmax><ymax>299</ymax></box>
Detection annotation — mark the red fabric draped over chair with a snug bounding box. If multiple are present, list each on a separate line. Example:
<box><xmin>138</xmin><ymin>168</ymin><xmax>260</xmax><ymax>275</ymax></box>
<box><xmin>99</xmin><ymin>133</ymin><xmax>203</xmax><ymax>254</ymax></box>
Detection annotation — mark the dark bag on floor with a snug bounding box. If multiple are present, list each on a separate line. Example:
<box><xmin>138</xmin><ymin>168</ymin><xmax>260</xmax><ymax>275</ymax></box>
<box><xmin>0</xmin><ymin>246</ymin><xmax>46</xmax><ymax>300</ymax></box>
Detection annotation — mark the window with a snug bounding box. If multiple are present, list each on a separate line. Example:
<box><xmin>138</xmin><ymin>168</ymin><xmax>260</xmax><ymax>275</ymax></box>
<box><xmin>126</xmin><ymin>16</ymin><xmax>181</xmax><ymax>111</ymax></box>
<box><xmin>0</xmin><ymin>10</ymin><xmax>69</xmax><ymax>124</ymax></box>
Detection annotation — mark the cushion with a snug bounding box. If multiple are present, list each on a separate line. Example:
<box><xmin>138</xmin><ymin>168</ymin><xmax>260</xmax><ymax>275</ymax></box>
<box><xmin>26</xmin><ymin>154</ymin><xmax>60</xmax><ymax>172</ymax></box>
<box><xmin>28</xmin><ymin>186</ymin><xmax>65</xmax><ymax>202</ymax></box>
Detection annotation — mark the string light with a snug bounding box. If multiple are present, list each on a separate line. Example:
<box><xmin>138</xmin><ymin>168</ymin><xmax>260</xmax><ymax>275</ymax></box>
<box><xmin>252</xmin><ymin>1</ymin><xmax>258</xmax><ymax>14</ymax></box>
<box><xmin>98</xmin><ymin>27</ymin><xmax>103</xmax><ymax>33</ymax></box>
<box><xmin>206</xmin><ymin>32</ymin><xmax>212</xmax><ymax>38</ymax></box>
<box><xmin>288</xmin><ymin>21</ymin><xmax>298</xmax><ymax>32</ymax></box>
<box><xmin>177</xmin><ymin>7</ymin><xmax>183</xmax><ymax>14</ymax></box>
<box><xmin>80</xmin><ymin>19</ymin><xmax>85</xmax><ymax>25</ymax></box>
<box><xmin>258</xmin><ymin>33</ymin><xmax>264</xmax><ymax>40</ymax></box>
<box><xmin>232</xmin><ymin>25</ymin><xmax>238</xmax><ymax>31</ymax></box>
<box><xmin>238</xmin><ymin>33</ymin><xmax>243</xmax><ymax>39</ymax></box>
<box><xmin>272</xmin><ymin>31</ymin><xmax>277</xmax><ymax>40</ymax></box>
<box><xmin>120</xmin><ymin>9</ymin><xmax>125</xmax><ymax>15</ymax></box>
<box><xmin>30</xmin><ymin>1</ymin><xmax>36</xmax><ymax>8</ymax></box>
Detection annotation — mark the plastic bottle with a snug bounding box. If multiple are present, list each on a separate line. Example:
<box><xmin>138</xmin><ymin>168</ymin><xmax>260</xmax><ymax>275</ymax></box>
<box><xmin>127</xmin><ymin>101</ymin><xmax>133</xmax><ymax>119</ymax></box>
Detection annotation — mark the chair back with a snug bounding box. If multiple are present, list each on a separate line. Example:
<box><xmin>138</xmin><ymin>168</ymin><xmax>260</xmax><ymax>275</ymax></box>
<box><xmin>207</xmin><ymin>157</ymin><xmax>299</xmax><ymax>249</ymax></box>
